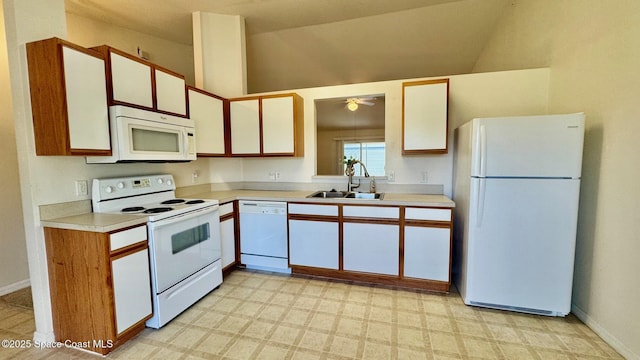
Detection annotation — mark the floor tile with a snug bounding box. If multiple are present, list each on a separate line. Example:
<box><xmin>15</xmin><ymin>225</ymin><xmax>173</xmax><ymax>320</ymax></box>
<box><xmin>0</xmin><ymin>271</ymin><xmax>625</xmax><ymax>359</ymax></box>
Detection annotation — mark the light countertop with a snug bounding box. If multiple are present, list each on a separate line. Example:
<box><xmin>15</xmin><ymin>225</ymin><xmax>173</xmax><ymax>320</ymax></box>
<box><xmin>41</xmin><ymin>189</ymin><xmax>454</xmax><ymax>231</ymax></box>
<box><xmin>41</xmin><ymin>213</ymin><xmax>148</xmax><ymax>233</ymax></box>
<box><xmin>191</xmin><ymin>190</ymin><xmax>455</xmax><ymax>208</ymax></box>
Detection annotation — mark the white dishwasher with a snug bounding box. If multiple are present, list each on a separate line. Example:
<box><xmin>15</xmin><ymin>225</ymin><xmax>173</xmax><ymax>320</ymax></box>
<box><xmin>239</xmin><ymin>201</ymin><xmax>290</xmax><ymax>273</ymax></box>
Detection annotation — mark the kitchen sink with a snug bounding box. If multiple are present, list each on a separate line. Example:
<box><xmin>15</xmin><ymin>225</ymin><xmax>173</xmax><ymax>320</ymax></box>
<box><xmin>307</xmin><ymin>190</ymin><xmax>384</xmax><ymax>200</ymax></box>
<box><xmin>307</xmin><ymin>190</ymin><xmax>348</xmax><ymax>198</ymax></box>
<box><xmin>345</xmin><ymin>192</ymin><xmax>384</xmax><ymax>200</ymax></box>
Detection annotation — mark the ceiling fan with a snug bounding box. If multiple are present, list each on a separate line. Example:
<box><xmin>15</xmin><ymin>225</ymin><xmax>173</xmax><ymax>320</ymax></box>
<box><xmin>345</xmin><ymin>97</ymin><xmax>375</xmax><ymax>111</ymax></box>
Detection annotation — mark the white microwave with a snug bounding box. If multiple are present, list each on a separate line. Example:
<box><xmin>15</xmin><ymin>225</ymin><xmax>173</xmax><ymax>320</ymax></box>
<box><xmin>86</xmin><ymin>106</ymin><xmax>196</xmax><ymax>163</ymax></box>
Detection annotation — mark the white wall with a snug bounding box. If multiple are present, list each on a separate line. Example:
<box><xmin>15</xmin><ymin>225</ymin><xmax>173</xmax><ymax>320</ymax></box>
<box><xmin>0</xmin><ymin>0</ymin><xmax>29</xmax><ymax>295</ymax></box>
<box><xmin>66</xmin><ymin>12</ymin><xmax>195</xmax><ymax>85</ymax></box>
<box><xmin>239</xmin><ymin>68</ymin><xmax>550</xmax><ymax>197</ymax></box>
<box><xmin>474</xmin><ymin>1</ymin><xmax>640</xmax><ymax>358</ymax></box>
<box><xmin>2</xmin><ymin>0</ymin><xmax>211</xmax><ymax>341</ymax></box>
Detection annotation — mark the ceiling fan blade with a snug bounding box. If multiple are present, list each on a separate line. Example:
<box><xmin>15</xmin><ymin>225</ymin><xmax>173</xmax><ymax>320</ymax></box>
<box><xmin>360</xmin><ymin>101</ymin><xmax>375</xmax><ymax>106</ymax></box>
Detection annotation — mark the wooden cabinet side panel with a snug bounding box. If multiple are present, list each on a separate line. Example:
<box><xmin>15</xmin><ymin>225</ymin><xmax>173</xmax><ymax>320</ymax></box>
<box><xmin>26</xmin><ymin>39</ymin><xmax>69</xmax><ymax>155</ymax></box>
<box><xmin>44</xmin><ymin>227</ymin><xmax>115</xmax><ymax>352</ymax></box>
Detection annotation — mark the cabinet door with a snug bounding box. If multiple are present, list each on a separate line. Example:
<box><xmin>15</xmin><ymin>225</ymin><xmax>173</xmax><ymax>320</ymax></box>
<box><xmin>230</xmin><ymin>99</ymin><xmax>260</xmax><ymax>154</ymax></box>
<box><xmin>155</xmin><ymin>69</ymin><xmax>187</xmax><ymax>116</ymax></box>
<box><xmin>111</xmin><ymin>248</ymin><xmax>152</xmax><ymax>335</ymax></box>
<box><xmin>404</xmin><ymin>226</ymin><xmax>450</xmax><ymax>281</ymax></box>
<box><xmin>189</xmin><ymin>88</ymin><xmax>226</xmax><ymax>155</ymax></box>
<box><xmin>343</xmin><ymin>223</ymin><xmax>399</xmax><ymax>275</ymax></box>
<box><xmin>220</xmin><ymin>217</ymin><xmax>236</xmax><ymax>268</ymax></box>
<box><xmin>289</xmin><ymin>220</ymin><xmax>339</xmax><ymax>269</ymax></box>
<box><xmin>403</xmin><ymin>79</ymin><xmax>449</xmax><ymax>154</ymax></box>
<box><xmin>62</xmin><ymin>46</ymin><xmax>110</xmax><ymax>151</ymax></box>
<box><xmin>262</xmin><ymin>95</ymin><xmax>294</xmax><ymax>154</ymax></box>
<box><xmin>110</xmin><ymin>52</ymin><xmax>153</xmax><ymax>108</ymax></box>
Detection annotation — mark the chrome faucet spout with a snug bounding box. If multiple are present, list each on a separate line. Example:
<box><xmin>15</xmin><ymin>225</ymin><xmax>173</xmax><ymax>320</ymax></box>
<box><xmin>346</xmin><ymin>160</ymin><xmax>370</xmax><ymax>192</ymax></box>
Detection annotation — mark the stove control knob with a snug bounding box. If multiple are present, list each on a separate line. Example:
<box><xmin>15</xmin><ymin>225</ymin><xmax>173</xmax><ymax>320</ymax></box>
<box><xmin>166</xmin><ymin>179</ymin><xmax>173</xmax><ymax>186</ymax></box>
<box><xmin>104</xmin><ymin>186</ymin><xmax>114</xmax><ymax>194</ymax></box>
<box><xmin>117</xmin><ymin>182</ymin><xmax>125</xmax><ymax>189</ymax></box>
<box><xmin>157</xmin><ymin>178</ymin><xmax>164</xmax><ymax>185</ymax></box>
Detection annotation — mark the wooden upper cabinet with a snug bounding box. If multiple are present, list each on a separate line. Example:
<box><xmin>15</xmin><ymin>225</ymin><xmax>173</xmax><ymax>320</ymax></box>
<box><xmin>229</xmin><ymin>93</ymin><xmax>304</xmax><ymax>157</ymax></box>
<box><xmin>402</xmin><ymin>78</ymin><xmax>449</xmax><ymax>154</ymax></box>
<box><xmin>188</xmin><ymin>86</ymin><xmax>229</xmax><ymax>156</ymax></box>
<box><xmin>26</xmin><ymin>37</ymin><xmax>111</xmax><ymax>156</ymax></box>
<box><xmin>92</xmin><ymin>45</ymin><xmax>188</xmax><ymax>117</ymax></box>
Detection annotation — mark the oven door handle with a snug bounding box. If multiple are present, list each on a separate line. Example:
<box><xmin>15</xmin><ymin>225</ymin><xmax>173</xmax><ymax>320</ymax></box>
<box><xmin>150</xmin><ymin>206</ymin><xmax>219</xmax><ymax>228</ymax></box>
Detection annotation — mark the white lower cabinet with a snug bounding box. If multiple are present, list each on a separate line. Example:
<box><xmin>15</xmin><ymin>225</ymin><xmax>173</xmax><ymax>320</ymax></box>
<box><xmin>343</xmin><ymin>223</ymin><xmax>399</xmax><ymax>275</ymax></box>
<box><xmin>403</xmin><ymin>226</ymin><xmax>451</xmax><ymax>281</ymax></box>
<box><xmin>111</xmin><ymin>248</ymin><xmax>152</xmax><ymax>334</ymax></box>
<box><xmin>289</xmin><ymin>219</ymin><xmax>339</xmax><ymax>269</ymax></box>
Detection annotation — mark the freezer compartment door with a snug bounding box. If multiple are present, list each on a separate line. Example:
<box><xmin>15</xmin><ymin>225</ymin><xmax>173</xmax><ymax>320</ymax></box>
<box><xmin>466</xmin><ymin>178</ymin><xmax>580</xmax><ymax>315</ymax></box>
<box><xmin>471</xmin><ymin>114</ymin><xmax>585</xmax><ymax>178</ymax></box>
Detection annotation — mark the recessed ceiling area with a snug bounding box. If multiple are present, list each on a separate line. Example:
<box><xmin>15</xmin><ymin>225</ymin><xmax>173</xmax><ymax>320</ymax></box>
<box><xmin>64</xmin><ymin>0</ymin><xmax>510</xmax><ymax>92</ymax></box>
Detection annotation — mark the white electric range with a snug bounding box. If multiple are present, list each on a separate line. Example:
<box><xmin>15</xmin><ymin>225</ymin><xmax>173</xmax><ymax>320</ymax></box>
<box><xmin>92</xmin><ymin>174</ymin><xmax>222</xmax><ymax>328</ymax></box>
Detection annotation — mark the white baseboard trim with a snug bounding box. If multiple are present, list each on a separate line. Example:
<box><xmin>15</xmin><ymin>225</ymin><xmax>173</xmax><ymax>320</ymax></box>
<box><xmin>33</xmin><ymin>330</ymin><xmax>55</xmax><ymax>344</ymax></box>
<box><xmin>0</xmin><ymin>279</ymin><xmax>30</xmax><ymax>296</ymax></box>
<box><xmin>572</xmin><ymin>303</ymin><xmax>638</xmax><ymax>360</ymax></box>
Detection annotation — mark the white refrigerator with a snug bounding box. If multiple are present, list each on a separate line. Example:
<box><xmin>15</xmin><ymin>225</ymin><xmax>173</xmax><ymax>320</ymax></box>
<box><xmin>452</xmin><ymin>113</ymin><xmax>585</xmax><ymax>316</ymax></box>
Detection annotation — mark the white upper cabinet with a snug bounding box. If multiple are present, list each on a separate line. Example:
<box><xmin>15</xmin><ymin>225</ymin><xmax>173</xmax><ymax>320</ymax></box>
<box><xmin>262</xmin><ymin>95</ymin><xmax>295</xmax><ymax>154</ymax></box>
<box><xmin>93</xmin><ymin>45</ymin><xmax>188</xmax><ymax>117</ymax></box>
<box><xmin>188</xmin><ymin>87</ymin><xmax>227</xmax><ymax>156</ymax></box>
<box><xmin>229</xmin><ymin>93</ymin><xmax>304</xmax><ymax>157</ymax></box>
<box><xmin>155</xmin><ymin>69</ymin><xmax>187</xmax><ymax>116</ymax></box>
<box><xmin>230</xmin><ymin>98</ymin><xmax>261</xmax><ymax>155</ymax></box>
<box><xmin>109</xmin><ymin>51</ymin><xmax>153</xmax><ymax>108</ymax></box>
<box><xmin>26</xmin><ymin>38</ymin><xmax>111</xmax><ymax>156</ymax></box>
<box><xmin>402</xmin><ymin>78</ymin><xmax>449</xmax><ymax>154</ymax></box>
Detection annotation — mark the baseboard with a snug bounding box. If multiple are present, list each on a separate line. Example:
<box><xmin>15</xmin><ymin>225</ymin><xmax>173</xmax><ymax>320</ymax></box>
<box><xmin>0</xmin><ymin>279</ymin><xmax>30</xmax><ymax>296</ymax></box>
<box><xmin>572</xmin><ymin>303</ymin><xmax>639</xmax><ymax>360</ymax></box>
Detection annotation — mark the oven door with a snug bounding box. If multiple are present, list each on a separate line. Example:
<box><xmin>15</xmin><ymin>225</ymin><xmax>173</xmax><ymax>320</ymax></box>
<box><xmin>148</xmin><ymin>206</ymin><xmax>221</xmax><ymax>293</ymax></box>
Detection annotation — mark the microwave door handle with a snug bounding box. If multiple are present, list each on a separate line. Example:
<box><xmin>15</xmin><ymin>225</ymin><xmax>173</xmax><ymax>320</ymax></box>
<box><xmin>183</xmin><ymin>130</ymin><xmax>189</xmax><ymax>157</ymax></box>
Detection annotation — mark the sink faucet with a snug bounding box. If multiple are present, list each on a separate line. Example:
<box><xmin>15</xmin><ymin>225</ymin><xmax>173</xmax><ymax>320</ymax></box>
<box><xmin>345</xmin><ymin>160</ymin><xmax>370</xmax><ymax>192</ymax></box>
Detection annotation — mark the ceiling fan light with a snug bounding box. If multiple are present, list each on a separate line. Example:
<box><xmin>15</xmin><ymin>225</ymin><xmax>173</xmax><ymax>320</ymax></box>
<box><xmin>347</xmin><ymin>101</ymin><xmax>358</xmax><ymax>111</ymax></box>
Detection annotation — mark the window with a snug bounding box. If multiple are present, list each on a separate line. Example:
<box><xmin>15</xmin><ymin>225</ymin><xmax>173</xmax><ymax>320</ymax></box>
<box><xmin>343</xmin><ymin>141</ymin><xmax>385</xmax><ymax>176</ymax></box>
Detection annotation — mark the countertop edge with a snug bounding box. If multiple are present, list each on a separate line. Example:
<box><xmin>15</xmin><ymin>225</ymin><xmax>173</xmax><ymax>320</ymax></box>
<box><xmin>41</xmin><ymin>190</ymin><xmax>454</xmax><ymax>231</ymax></box>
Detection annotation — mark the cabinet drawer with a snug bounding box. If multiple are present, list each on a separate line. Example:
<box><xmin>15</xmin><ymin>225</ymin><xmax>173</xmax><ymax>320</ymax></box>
<box><xmin>110</xmin><ymin>226</ymin><xmax>147</xmax><ymax>252</ymax></box>
<box><xmin>343</xmin><ymin>206</ymin><xmax>399</xmax><ymax>219</ymax></box>
<box><xmin>288</xmin><ymin>203</ymin><xmax>338</xmax><ymax>216</ymax></box>
<box><xmin>405</xmin><ymin>208</ymin><xmax>451</xmax><ymax>222</ymax></box>
<box><xmin>219</xmin><ymin>202</ymin><xmax>234</xmax><ymax>217</ymax></box>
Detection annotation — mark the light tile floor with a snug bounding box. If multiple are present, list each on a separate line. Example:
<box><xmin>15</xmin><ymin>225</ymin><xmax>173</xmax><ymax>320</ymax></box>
<box><xmin>0</xmin><ymin>270</ymin><xmax>623</xmax><ymax>359</ymax></box>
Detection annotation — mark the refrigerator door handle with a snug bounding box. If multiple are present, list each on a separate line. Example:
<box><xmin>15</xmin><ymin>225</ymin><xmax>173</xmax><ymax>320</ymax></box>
<box><xmin>479</xmin><ymin>124</ymin><xmax>487</xmax><ymax>177</ymax></box>
<box><xmin>475</xmin><ymin>178</ymin><xmax>486</xmax><ymax>227</ymax></box>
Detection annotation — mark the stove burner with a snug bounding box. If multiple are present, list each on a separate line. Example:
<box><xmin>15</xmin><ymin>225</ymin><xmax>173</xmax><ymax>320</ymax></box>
<box><xmin>122</xmin><ymin>206</ymin><xmax>145</xmax><ymax>212</ymax></box>
<box><xmin>161</xmin><ymin>199</ymin><xmax>185</xmax><ymax>205</ymax></box>
<box><xmin>185</xmin><ymin>199</ymin><xmax>205</xmax><ymax>204</ymax></box>
<box><xmin>144</xmin><ymin>207</ymin><xmax>173</xmax><ymax>214</ymax></box>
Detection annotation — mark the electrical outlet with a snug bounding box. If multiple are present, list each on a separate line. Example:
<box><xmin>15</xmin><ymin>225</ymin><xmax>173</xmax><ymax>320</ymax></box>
<box><xmin>388</xmin><ymin>171</ymin><xmax>395</xmax><ymax>182</ymax></box>
<box><xmin>275</xmin><ymin>172</ymin><xmax>281</xmax><ymax>180</ymax></box>
<box><xmin>192</xmin><ymin>170</ymin><xmax>199</xmax><ymax>184</ymax></box>
<box><xmin>75</xmin><ymin>180</ymin><xmax>88</xmax><ymax>196</ymax></box>
<box><xmin>269</xmin><ymin>172</ymin><xmax>276</xmax><ymax>180</ymax></box>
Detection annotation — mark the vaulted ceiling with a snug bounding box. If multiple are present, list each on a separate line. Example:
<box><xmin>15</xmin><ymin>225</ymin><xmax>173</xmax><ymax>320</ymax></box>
<box><xmin>64</xmin><ymin>0</ymin><xmax>510</xmax><ymax>92</ymax></box>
